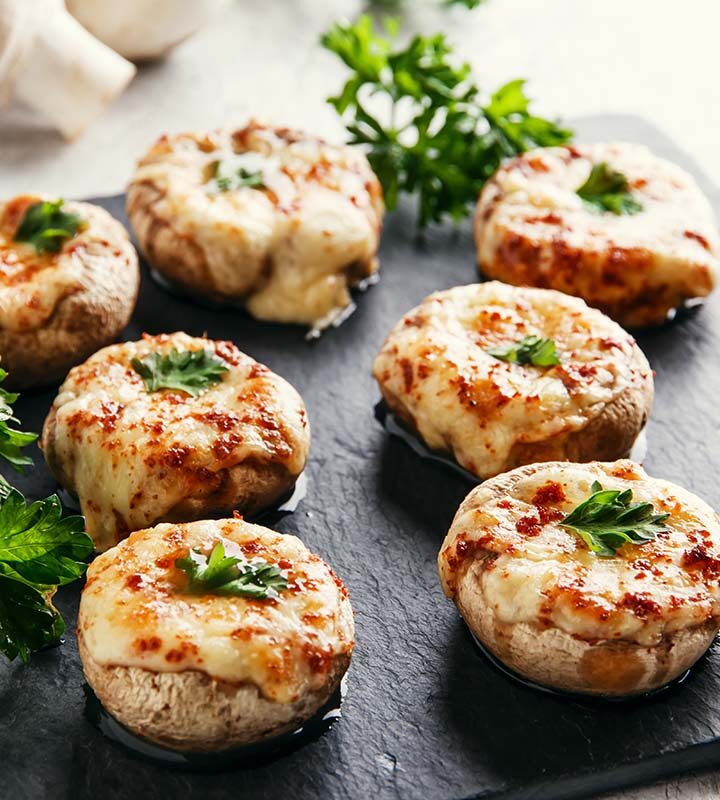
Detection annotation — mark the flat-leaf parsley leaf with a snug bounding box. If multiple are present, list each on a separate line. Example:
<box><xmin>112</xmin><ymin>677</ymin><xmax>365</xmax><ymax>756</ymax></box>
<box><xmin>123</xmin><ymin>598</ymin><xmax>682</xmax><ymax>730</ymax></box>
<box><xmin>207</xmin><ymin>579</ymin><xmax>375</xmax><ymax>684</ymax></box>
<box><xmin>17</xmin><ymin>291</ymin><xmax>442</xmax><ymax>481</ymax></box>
<box><xmin>321</xmin><ymin>16</ymin><xmax>572</xmax><ymax>226</ymax></box>
<box><xmin>0</xmin><ymin>488</ymin><xmax>91</xmax><ymax>663</ymax></box>
<box><xmin>560</xmin><ymin>481</ymin><xmax>669</xmax><ymax>557</ymax></box>
<box><xmin>0</xmin><ymin>369</ymin><xmax>37</xmax><ymax>474</ymax></box>
<box><xmin>13</xmin><ymin>199</ymin><xmax>84</xmax><ymax>254</ymax></box>
<box><xmin>131</xmin><ymin>348</ymin><xmax>229</xmax><ymax>396</ymax></box>
<box><xmin>576</xmin><ymin>162</ymin><xmax>643</xmax><ymax>215</ymax></box>
<box><xmin>175</xmin><ymin>542</ymin><xmax>289</xmax><ymax>599</ymax></box>
<box><xmin>486</xmin><ymin>335</ymin><xmax>560</xmax><ymax>367</ymax></box>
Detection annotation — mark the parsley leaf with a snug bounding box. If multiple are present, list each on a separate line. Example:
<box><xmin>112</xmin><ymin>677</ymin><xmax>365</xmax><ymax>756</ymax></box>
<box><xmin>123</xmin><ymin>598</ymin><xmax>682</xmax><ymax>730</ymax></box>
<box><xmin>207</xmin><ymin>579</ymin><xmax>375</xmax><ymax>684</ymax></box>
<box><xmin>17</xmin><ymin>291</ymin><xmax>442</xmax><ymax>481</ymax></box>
<box><xmin>13</xmin><ymin>199</ymin><xmax>84</xmax><ymax>254</ymax></box>
<box><xmin>131</xmin><ymin>348</ymin><xmax>229</xmax><ymax>396</ymax></box>
<box><xmin>576</xmin><ymin>162</ymin><xmax>643</xmax><ymax>215</ymax></box>
<box><xmin>0</xmin><ymin>577</ymin><xmax>64</xmax><ymax>664</ymax></box>
<box><xmin>486</xmin><ymin>335</ymin><xmax>560</xmax><ymax>366</ymax></box>
<box><xmin>175</xmin><ymin>542</ymin><xmax>289</xmax><ymax>599</ymax></box>
<box><xmin>213</xmin><ymin>160</ymin><xmax>266</xmax><ymax>193</ymax></box>
<box><xmin>0</xmin><ymin>369</ymin><xmax>37</xmax><ymax>473</ymax></box>
<box><xmin>321</xmin><ymin>16</ymin><xmax>572</xmax><ymax>227</ymax></box>
<box><xmin>0</xmin><ymin>487</ymin><xmax>92</xmax><ymax>663</ymax></box>
<box><xmin>560</xmin><ymin>481</ymin><xmax>669</xmax><ymax>557</ymax></box>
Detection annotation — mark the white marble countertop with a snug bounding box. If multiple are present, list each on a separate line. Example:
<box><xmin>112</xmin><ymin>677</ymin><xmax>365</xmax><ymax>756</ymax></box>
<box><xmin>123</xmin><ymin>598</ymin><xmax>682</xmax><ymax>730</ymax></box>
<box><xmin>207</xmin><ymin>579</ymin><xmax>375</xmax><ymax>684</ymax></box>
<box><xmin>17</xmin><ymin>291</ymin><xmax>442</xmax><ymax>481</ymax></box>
<box><xmin>1</xmin><ymin>1</ymin><xmax>720</xmax><ymax>797</ymax></box>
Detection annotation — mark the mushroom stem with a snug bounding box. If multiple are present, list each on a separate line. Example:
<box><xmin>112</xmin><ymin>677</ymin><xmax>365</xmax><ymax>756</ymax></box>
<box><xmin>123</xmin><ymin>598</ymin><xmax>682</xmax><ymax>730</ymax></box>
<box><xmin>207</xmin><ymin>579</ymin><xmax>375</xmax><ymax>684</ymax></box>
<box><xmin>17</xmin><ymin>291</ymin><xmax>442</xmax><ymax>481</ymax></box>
<box><xmin>0</xmin><ymin>0</ymin><xmax>135</xmax><ymax>140</ymax></box>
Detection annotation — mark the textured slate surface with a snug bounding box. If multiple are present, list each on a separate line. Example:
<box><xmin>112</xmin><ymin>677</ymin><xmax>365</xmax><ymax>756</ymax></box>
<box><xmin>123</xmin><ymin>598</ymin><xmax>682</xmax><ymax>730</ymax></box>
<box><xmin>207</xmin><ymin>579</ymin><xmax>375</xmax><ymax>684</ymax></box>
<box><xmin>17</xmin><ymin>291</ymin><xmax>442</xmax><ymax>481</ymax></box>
<box><xmin>1</xmin><ymin>115</ymin><xmax>720</xmax><ymax>800</ymax></box>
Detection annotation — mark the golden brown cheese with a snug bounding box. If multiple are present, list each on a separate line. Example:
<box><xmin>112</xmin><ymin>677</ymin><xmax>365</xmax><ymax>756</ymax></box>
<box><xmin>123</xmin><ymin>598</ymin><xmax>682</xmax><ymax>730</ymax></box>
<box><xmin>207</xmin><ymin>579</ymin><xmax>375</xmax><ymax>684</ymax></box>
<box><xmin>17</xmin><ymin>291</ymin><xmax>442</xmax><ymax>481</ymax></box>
<box><xmin>0</xmin><ymin>195</ymin><xmax>131</xmax><ymax>332</ymax></box>
<box><xmin>127</xmin><ymin>121</ymin><xmax>384</xmax><ymax>331</ymax></box>
<box><xmin>439</xmin><ymin>460</ymin><xmax>720</xmax><ymax>647</ymax></box>
<box><xmin>373</xmin><ymin>282</ymin><xmax>652</xmax><ymax>479</ymax></box>
<box><xmin>45</xmin><ymin>332</ymin><xmax>309</xmax><ymax>551</ymax></box>
<box><xmin>78</xmin><ymin>519</ymin><xmax>354</xmax><ymax>703</ymax></box>
<box><xmin>475</xmin><ymin>143</ymin><xmax>719</xmax><ymax>327</ymax></box>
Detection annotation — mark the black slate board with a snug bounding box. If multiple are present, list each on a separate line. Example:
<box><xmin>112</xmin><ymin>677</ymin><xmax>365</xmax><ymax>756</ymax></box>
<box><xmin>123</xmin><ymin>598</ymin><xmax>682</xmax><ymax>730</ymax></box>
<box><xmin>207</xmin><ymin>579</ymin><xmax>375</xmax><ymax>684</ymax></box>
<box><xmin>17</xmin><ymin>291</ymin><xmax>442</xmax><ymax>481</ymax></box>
<box><xmin>2</xmin><ymin>115</ymin><xmax>720</xmax><ymax>800</ymax></box>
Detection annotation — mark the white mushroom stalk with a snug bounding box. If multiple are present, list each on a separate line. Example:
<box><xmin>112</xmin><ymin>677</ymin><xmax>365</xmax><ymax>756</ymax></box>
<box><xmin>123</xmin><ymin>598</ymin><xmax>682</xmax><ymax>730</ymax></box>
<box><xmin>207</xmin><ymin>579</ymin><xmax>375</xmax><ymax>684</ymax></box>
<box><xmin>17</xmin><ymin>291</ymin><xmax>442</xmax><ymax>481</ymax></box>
<box><xmin>0</xmin><ymin>0</ymin><xmax>135</xmax><ymax>140</ymax></box>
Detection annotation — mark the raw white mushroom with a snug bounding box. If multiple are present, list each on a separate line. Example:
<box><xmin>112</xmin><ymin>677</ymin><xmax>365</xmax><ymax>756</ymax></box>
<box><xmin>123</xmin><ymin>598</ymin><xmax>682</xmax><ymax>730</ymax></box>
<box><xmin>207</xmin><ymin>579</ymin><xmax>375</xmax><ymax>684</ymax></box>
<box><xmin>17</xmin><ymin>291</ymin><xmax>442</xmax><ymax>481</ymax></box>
<box><xmin>0</xmin><ymin>0</ymin><xmax>136</xmax><ymax>140</ymax></box>
<box><xmin>66</xmin><ymin>0</ymin><xmax>229</xmax><ymax>61</ymax></box>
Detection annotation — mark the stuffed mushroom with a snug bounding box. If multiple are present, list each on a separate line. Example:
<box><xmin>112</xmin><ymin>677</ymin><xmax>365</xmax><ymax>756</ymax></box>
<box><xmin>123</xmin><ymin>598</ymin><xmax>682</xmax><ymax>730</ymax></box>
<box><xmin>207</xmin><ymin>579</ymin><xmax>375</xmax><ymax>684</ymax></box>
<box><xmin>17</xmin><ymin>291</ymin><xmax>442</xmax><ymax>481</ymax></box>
<box><xmin>78</xmin><ymin>518</ymin><xmax>354</xmax><ymax>750</ymax></box>
<box><xmin>126</xmin><ymin>121</ymin><xmax>384</xmax><ymax>333</ymax></box>
<box><xmin>373</xmin><ymin>282</ymin><xmax>653</xmax><ymax>480</ymax></box>
<box><xmin>0</xmin><ymin>195</ymin><xmax>139</xmax><ymax>389</ymax></box>
<box><xmin>439</xmin><ymin>460</ymin><xmax>720</xmax><ymax>696</ymax></box>
<box><xmin>474</xmin><ymin>143</ymin><xmax>719</xmax><ymax>328</ymax></box>
<box><xmin>41</xmin><ymin>332</ymin><xmax>309</xmax><ymax>552</ymax></box>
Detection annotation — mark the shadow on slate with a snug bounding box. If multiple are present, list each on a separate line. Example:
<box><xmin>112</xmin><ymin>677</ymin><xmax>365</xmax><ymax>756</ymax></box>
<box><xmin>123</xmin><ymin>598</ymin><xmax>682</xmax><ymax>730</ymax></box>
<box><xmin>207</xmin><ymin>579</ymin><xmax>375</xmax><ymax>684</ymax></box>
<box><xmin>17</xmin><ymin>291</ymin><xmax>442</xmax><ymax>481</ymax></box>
<box><xmin>1</xmin><ymin>115</ymin><xmax>720</xmax><ymax>800</ymax></box>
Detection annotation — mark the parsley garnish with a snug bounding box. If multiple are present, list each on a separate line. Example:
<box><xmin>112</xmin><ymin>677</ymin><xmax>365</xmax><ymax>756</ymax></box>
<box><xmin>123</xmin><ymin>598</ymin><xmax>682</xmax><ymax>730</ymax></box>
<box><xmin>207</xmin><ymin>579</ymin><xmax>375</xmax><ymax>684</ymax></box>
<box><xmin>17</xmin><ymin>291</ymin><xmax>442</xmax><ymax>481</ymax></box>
<box><xmin>131</xmin><ymin>348</ymin><xmax>229</xmax><ymax>396</ymax></box>
<box><xmin>560</xmin><ymin>481</ymin><xmax>669</xmax><ymax>557</ymax></box>
<box><xmin>486</xmin><ymin>335</ymin><xmax>560</xmax><ymax>367</ymax></box>
<box><xmin>13</xmin><ymin>199</ymin><xmax>84</xmax><ymax>254</ymax></box>
<box><xmin>175</xmin><ymin>542</ymin><xmax>289</xmax><ymax>599</ymax></box>
<box><xmin>576</xmin><ymin>162</ymin><xmax>643</xmax><ymax>215</ymax></box>
<box><xmin>321</xmin><ymin>16</ymin><xmax>572</xmax><ymax>227</ymax></box>
<box><xmin>0</xmin><ymin>369</ymin><xmax>37</xmax><ymax>473</ymax></box>
<box><xmin>213</xmin><ymin>160</ymin><xmax>266</xmax><ymax>193</ymax></box>
<box><xmin>0</xmin><ymin>488</ymin><xmax>92</xmax><ymax>663</ymax></box>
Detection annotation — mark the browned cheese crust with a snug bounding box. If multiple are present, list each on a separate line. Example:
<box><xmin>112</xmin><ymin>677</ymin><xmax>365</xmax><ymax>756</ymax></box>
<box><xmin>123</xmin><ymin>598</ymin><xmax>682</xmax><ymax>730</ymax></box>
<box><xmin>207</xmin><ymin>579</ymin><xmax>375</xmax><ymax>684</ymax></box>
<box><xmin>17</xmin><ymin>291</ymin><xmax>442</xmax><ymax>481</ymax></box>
<box><xmin>474</xmin><ymin>143</ymin><xmax>719</xmax><ymax>328</ymax></box>
<box><xmin>439</xmin><ymin>460</ymin><xmax>720</xmax><ymax>696</ymax></box>
<box><xmin>0</xmin><ymin>195</ymin><xmax>139</xmax><ymax>389</ymax></box>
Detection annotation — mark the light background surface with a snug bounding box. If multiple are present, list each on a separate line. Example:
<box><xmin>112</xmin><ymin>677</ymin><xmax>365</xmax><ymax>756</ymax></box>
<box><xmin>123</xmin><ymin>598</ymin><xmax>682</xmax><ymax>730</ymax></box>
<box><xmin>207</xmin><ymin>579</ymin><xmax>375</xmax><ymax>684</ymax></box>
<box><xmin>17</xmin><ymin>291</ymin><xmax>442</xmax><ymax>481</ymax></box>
<box><xmin>1</xmin><ymin>1</ymin><xmax>719</xmax><ymax>797</ymax></box>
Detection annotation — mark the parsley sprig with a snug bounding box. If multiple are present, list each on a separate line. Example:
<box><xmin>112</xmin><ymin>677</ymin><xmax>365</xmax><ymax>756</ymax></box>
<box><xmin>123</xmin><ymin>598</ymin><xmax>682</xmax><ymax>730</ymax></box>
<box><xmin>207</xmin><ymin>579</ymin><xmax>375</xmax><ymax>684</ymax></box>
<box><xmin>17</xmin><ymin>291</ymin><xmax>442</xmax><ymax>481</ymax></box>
<box><xmin>175</xmin><ymin>542</ymin><xmax>289</xmax><ymax>599</ymax></box>
<box><xmin>213</xmin><ymin>160</ymin><xmax>266</xmax><ymax>193</ymax></box>
<box><xmin>576</xmin><ymin>162</ymin><xmax>643</xmax><ymax>216</ymax></box>
<box><xmin>321</xmin><ymin>16</ymin><xmax>572</xmax><ymax>226</ymax></box>
<box><xmin>131</xmin><ymin>348</ymin><xmax>229</xmax><ymax>397</ymax></box>
<box><xmin>0</xmin><ymin>369</ymin><xmax>37</xmax><ymax>474</ymax></box>
<box><xmin>486</xmin><ymin>335</ymin><xmax>560</xmax><ymax>367</ymax></box>
<box><xmin>13</xmin><ymin>199</ymin><xmax>84</xmax><ymax>254</ymax></box>
<box><xmin>560</xmin><ymin>481</ymin><xmax>669</xmax><ymax>557</ymax></box>
<box><xmin>0</xmin><ymin>488</ymin><xmax>92</xmax><ymax>663</ymax></box>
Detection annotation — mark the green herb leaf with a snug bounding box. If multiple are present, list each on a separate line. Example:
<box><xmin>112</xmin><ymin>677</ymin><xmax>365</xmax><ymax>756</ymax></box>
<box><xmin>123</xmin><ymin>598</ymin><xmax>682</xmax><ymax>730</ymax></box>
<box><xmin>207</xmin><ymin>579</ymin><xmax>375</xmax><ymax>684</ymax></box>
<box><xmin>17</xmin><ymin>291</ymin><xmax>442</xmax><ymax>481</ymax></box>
<box><xmin>321</xmin><ymin>16</ymin><xmax>572</xmax><ymax>227</ymax></box>
<box><xmin>13</xmin><ymin>199</ymin><xmax>84</xmax><ymax>254</ymax></box>
<box><xmin>0</xmin><ymin>487</ymin><xmax>91</xmax><ymax>663</ymax></box>
<box><xmin>443</xmin><ymin>0</ymin><xmax>487</xmax><ymax>7</ymax></box>
<box><xmin>213</xmin><ymin>160</ymin><xmax>266</xmax><ymax>193</ymax></box>
<box><xmin>0</xmin><ymin>576</ymin><xmax>64</xmax><ymax>664</ymax></box>
<box><xmin>0</xmin><ymin>369</ymin><xmax>37</xmax><ymax>474</ymax></box>
<box><xmin>175</xmin><ymin>542</ymin><xmax>289</xmax><ymax>599</ymax></box>
<box><xmin>486</xmin><ymin>335</ymin><xmax>560</xmax><ymax>366</ymax></box>
<box><xmin>560</xmin><ymin>481</ymin><xmax>669</xmax><ymax>557</ymax></box>
<box><xmin>576</xmin><ymin>162</ymin><xmax>643</xmax><ymax>215</ymax></box>
<box><xmin>131</xmin><ymin>348</ymin><xmax>229</xmax><ymax>396</ymax></box>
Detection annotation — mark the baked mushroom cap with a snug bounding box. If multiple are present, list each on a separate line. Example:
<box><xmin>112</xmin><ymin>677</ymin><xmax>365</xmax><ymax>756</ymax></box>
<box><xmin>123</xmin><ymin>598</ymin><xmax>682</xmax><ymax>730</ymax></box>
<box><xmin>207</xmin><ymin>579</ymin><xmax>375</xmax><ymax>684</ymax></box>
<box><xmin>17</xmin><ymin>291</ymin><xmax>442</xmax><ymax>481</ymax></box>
<box><xmin>78</xmin><ymin>519</ymin><xmax>354</xmax><ymax>750</ymax></box>
<box><xmin>439</xmin><ymin>460</ymin><xmax>720</xmax><ymax>696</ymax></box>
<box><xmin>373</xmin><ymin>282</ymin><xmax>653</xmax><ymax>480</ymax></box>
<box><xmin>126</xmin><ymin>121</ymin><xmax>384</xmax><ymax>332</ymax></box>
<box><xmin>41</xmin><ymin>332</ymin><xmax>310</xmax><ymax>552</ymax></box>
<box><xmin>474</xmin><ymin>143</ymin><xmax>719</xmax><ymax>328</ymax></box>
<box><xmin>0</xmin><ymin>195</ymin><xmax>139</xmax><ymax>389</ymax></box>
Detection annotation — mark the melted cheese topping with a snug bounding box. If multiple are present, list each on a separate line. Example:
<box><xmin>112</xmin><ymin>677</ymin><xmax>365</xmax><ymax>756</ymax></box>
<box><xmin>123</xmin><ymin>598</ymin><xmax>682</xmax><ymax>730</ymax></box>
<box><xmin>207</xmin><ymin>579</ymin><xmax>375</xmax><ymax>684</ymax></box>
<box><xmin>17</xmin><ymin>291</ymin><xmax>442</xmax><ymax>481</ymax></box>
<box><xmin>372</xmin><ymin>282</ymin><xmax>652</xmax><ymax>478</ymax></box>
<box><xmin>0</xmin><ymin>195</ymin><xmax>132</xmax><ymax>332</ymax></box>
<box><xmin>439</xmin><ymin>460</ymin><xmax>720</xmax><ymax>647</ymax></box>
<box><xmin>475</xmin><ymin>143</ymin><xmax>719</xmax><ymax>326</ymax></box>
<box><xmin>79</xmin><ymin>519</ymin><xmax>354</xmax><ymax>703</ymax></box>
<box><xmin>47</xmin><ymin>332</ymin><xmax>309</xmax><ymax>551</ymax></box>
<box><xmin>128</xmin><ymin>121</ymin><xmax>384</xmax><ymax>329</ymax></box>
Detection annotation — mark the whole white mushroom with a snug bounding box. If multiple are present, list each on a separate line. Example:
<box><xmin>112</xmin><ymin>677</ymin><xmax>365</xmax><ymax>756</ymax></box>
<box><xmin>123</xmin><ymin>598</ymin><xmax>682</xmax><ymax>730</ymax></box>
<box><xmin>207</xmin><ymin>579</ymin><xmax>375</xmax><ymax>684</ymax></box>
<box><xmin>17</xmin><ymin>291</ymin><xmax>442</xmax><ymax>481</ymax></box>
<box><xmin>66</xmin><ymin>0</ymin><xmax>229</xmax><ymax>62</ymax></box>
<box><xmin>0</xmin><ymin>0</ymin><xmax>135</xmax><ymax>140</ymax></box>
